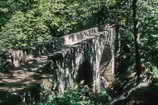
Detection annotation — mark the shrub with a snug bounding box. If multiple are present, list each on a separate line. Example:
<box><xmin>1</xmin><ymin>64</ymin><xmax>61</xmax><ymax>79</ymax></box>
<box><xmin>38</xmin><ymin>86</ymin><xmax>111</xmax><ymax>105</ymax></box>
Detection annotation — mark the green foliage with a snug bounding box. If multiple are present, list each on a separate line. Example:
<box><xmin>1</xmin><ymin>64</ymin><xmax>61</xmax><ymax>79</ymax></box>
<box><xmin>0</xmin><ymin>84</ymin><xmax>111</xmax><ymax>105</ymax></box>
<box><xmin>0</xmin><ymin>0</ymin><xmax>105</xmax><ymax>50</ymax></box>
<box><xmin>38</xmin><ymin>87</ymin><xmax>111</xmax><ymax>105</ymax></box>
<box><xmin>152</xmin><ymin>67</ymin><xmax>158</xmax><ymax>79</ymax></box>
<box><xmin>112</xmin><ymin>0</ymin><xmax>158</xmax><ymax>78</ymax></box>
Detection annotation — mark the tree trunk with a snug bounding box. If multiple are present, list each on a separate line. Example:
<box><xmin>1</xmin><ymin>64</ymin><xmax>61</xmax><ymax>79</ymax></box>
<box><xmin>132</xmin><ymin>0</ymin><xmax>142</xmax><ymax>83</ymax></box>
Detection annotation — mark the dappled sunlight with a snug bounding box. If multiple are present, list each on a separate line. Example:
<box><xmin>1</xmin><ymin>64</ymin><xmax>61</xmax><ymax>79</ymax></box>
<box><xmin>0</xmin><ymin>55</ymin><xmax>50</xmax><ymax>92</ymax></box>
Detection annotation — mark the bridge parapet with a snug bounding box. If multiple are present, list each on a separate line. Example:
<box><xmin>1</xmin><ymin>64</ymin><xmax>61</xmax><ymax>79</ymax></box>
<box><xmin>45</xmin><ymin>25</ymin><xmax>113</xmax><ymax>50</ymax></box>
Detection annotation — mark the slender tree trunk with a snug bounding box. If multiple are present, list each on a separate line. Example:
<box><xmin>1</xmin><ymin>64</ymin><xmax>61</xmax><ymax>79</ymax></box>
<box><xmin>114</xmin><ymin>25</ymin><xmax>120</xmax><ymax>75</ymax></box>
<box><xmin>132</xmin><ymin>0</ymin><xmax>141</xmax><ymax>83</ymax></box>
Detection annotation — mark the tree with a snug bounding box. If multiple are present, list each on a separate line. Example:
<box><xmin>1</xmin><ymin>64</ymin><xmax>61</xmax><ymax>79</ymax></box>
<box><xmin>132</xmin><ymin>0</ymin><xmax>142</xmax><ymax>82</ymax></box>
<box><xmin>107</xmin><ymin>0</ymin><xmax>158</xmax><ymax>81</ymax></box>
<box><xmin>0</xmin><ymin>0</ymin><xmax>105</xmax><ymax>50</ymax></box>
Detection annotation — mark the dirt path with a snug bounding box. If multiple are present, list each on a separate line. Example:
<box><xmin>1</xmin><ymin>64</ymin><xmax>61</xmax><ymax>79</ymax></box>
<box><xmin>0</xmin><ymin>56</ymin><xmax>49</xmax><ymax>92</ymax></box>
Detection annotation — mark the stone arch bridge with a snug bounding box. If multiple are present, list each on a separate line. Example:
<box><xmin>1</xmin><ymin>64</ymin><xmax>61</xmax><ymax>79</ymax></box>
<box><xmin>44</xmin><ymin>25</ymin><xmax>115</xmax><ymax>92</ymax></box>
<box><xmin>6</xmin><ymin>25</ymin><xmax>115</xmax><ymax>92</ymax></box>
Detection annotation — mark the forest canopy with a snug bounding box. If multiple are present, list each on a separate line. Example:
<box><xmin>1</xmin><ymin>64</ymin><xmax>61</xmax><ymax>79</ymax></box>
<box><xmin>0</xmin><ymin>0</ymin><xmax>105</xmax><ymax>50</ymax></box>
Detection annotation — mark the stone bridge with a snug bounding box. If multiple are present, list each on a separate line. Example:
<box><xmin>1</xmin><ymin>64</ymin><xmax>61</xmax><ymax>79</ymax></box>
<box><xmin>43</xmin><ymin>24</ymin><xmax>115</xmax><ymax>92</ymax></box>
<box><xmin>7</xmin><ymin>25</ymin><xmax>115</xmax><ymax>92</ymax></box>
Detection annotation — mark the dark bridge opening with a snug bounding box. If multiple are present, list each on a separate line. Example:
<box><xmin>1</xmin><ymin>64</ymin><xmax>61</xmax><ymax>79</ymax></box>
<box><xmin>77</xmin><ymin>60</ymin><xmax>93</xmax><ymax>87</ymax></box>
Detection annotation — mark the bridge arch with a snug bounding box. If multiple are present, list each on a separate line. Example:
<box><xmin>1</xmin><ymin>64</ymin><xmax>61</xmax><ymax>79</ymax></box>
<box><xmin>76</xmin><ymin>60</ymin><xmax>93</xmax><ymax>87</ymax></box>
<box><xmin>46</xmin><ymin>25</ymin><xmax>115</xmax><ymax>91</ymax></box>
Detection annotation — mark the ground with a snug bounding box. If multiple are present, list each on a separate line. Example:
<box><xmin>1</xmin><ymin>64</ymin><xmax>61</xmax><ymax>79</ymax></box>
<box><xmin>0</xmin><ymin>56</ymin><xmax>50</xmax><ymax>92</ymax></box>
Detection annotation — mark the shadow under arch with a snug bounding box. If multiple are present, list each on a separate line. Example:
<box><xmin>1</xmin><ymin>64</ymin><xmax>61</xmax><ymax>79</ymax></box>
<box><xmin>76</xmin><ymin>60</ymin><xmax>93</xmax><ymax>87</ymax></box>
<box><xmin>99</xmin><ymin>45</ymin><xmax>112</xmax><ymax>70</ymax></box>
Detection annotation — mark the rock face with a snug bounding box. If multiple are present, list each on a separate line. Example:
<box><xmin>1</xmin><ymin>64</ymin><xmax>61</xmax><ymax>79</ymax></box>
<box><xmin>46</xmin><ymin>25</ymin><xmax>115</xmax><ymax>92</ymax></box>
